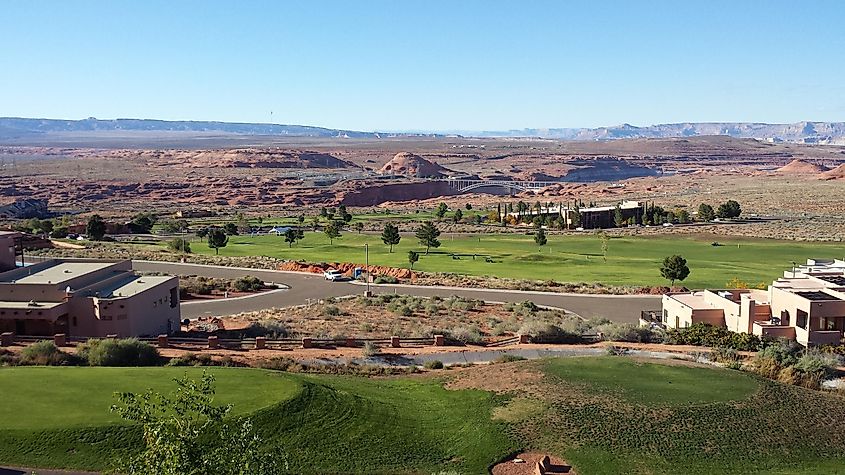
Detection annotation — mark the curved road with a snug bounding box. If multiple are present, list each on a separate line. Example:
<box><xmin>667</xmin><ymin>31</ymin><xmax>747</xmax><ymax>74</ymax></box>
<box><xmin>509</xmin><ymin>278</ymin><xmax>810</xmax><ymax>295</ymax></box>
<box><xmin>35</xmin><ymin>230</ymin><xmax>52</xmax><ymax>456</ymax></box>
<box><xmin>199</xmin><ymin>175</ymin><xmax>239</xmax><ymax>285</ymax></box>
<box><xmin>132</xmin><ymin>260</ymin><xmax>660</xmax><ymax>323</ymax></box>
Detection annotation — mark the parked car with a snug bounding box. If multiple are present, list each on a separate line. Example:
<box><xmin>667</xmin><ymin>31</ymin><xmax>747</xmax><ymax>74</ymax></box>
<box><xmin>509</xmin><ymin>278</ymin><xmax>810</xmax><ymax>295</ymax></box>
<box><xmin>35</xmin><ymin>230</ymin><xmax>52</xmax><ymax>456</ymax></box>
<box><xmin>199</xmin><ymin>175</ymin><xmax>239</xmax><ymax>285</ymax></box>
<box><xmin>323</xmin><ymin>269</ymin><xmax>345</xmax><ymax>281</ymax></box>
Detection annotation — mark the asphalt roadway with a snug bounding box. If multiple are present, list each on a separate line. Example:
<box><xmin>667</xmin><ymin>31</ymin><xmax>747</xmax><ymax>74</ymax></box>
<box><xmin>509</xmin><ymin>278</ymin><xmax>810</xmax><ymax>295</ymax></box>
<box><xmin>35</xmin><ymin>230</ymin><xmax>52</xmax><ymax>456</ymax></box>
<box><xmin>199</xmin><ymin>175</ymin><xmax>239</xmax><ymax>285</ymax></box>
<box><xmin>132</xmin><ymin>260</ymin><xmax>661</xmax><ymax>323</ymax></box>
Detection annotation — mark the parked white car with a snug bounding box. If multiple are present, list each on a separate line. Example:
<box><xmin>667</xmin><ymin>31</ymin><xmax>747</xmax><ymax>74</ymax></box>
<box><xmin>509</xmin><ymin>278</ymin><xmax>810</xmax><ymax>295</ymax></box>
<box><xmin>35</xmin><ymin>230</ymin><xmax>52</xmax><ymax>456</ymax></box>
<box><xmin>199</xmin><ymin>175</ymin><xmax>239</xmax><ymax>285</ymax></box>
<box><xmin>323</xmin><ymin>269</ymin><xmax>344</xmax><ymax>281</ymax></box>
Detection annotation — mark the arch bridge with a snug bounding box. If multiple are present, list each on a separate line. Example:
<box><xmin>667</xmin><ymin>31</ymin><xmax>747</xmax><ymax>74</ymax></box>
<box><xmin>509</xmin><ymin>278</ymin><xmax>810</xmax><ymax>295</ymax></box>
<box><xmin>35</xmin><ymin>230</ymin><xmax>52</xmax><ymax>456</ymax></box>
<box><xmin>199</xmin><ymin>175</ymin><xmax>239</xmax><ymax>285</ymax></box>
<box><xmin>445</xmin><ymin>177</ymin><xmax>560</xmax><ymax>193</ymax></box>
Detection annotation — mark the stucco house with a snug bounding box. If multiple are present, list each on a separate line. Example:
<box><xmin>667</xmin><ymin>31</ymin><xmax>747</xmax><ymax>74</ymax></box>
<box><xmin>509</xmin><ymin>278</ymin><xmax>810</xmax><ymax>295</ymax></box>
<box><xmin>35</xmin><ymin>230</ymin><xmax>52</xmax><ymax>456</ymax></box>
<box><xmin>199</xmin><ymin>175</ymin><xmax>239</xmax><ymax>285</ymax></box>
<box><xmin>660</xmin><ymin>259</ymin><xmax>845</xmax><ymax>346</ymax></box>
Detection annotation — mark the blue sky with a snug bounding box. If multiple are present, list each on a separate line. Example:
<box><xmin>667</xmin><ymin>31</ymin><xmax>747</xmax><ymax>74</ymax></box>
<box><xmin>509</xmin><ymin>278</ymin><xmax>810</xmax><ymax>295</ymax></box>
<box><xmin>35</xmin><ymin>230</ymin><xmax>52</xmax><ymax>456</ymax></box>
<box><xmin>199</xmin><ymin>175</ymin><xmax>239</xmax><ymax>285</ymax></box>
<box><xmin>1</xmin><ymin>0</ymin><xmax>843</xmax><ymax>131</ymax></box>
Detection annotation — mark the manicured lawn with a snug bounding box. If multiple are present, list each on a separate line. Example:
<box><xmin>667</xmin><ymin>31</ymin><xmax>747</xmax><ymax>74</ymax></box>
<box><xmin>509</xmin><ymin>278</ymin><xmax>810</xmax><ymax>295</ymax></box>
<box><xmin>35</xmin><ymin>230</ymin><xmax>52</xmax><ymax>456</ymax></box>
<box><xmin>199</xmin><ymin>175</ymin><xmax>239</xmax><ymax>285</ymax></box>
<box><xmin>0</xmin><ymin>367</ymin><xmax>515</xmax><ymax>473</ymax></box>
<box><xmin>173</xmin><ymin>231</ymin><xmax>844</xmax><ymax>288</ymax></box>
<box><xmin>530</xmin><ymin>357</ymin><xmax>845</xmax><ymax>474</ymax></box>
<box><xmin>543</xmin><ymin>357</ymin><xmax>758</xmax><ymax>405</ymax></box>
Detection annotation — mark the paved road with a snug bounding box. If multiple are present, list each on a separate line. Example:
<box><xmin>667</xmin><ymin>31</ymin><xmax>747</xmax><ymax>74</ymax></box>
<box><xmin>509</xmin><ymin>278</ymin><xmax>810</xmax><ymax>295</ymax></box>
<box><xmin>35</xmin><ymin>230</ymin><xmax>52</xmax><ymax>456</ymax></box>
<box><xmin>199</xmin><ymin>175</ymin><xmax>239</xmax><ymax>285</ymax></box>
<box><xmin>132</xmin><ymin>261</ymin><xmax>660</xmax><ymax>323</ymax></box>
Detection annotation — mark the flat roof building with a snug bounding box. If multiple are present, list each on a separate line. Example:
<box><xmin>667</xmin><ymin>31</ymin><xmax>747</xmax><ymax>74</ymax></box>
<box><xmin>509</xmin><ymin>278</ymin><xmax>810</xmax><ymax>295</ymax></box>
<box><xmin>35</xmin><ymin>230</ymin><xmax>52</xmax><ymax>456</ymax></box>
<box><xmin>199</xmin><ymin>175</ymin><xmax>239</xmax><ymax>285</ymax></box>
<box><xmin>660</xmin><ymin>259</ymin><xmax>845</xmax><ymax>346</ymax></box>
<box><xmin>0</xmin><ymin>259</ymin><xmax>179</xmax><ymax>338</ymax></box>
<box><xmin>0</xmin><ymin>231</ymin><xmax>22</xmax><ymax>272</ymax></box>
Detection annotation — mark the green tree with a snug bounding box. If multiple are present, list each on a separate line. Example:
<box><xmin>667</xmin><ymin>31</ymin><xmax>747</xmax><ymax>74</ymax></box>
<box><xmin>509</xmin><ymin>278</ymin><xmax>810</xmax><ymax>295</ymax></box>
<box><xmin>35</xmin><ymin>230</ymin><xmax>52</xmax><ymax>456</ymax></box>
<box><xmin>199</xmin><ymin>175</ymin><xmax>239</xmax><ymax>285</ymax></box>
<box><xmin>381</xmin><ymin>223</ymin><xmax>401</xmax><ymax>252</ymax></box>
<box><xmin>698</xmin><ymin>203</ymin><xmax>715</xmax><ymax>221</ymax></box>
<box><xmin>415</xmin><ymin>222</ymin><xmax>441</xmax><ymax>254</ymax></box>
<box><xmin>110</xmin><ymin>372</ymin><xmax>285</xmax><ymax>475</ymax></box>
<box><xmin>129</xmin><ymin>213</ymin><xmax>155</xmax><ymax>233</ymax></box>
<box><xmin>598</xmin><ymin>230</ymin><xmax>609</xmax><ymax>263</ymax></box>
<box><xmin>297</xmin><ymin>215</ymin><xmax>305</xmax><ymax>225</ymax></box>
<box><xmin>676</xmin><ymin>209</ymin><xmax>691</xmax><ymax>224</ymax></box>
<box><xmin>534</xmin><ymin>228</ymin><xmax>547</xmax><ymax>251</ymax></box>
<box><xmin>465</xmin><ymin>203</ymin><xmax>472</xmax><ymax>210</ymax></box>
<box><xmin>283</xmin><ymin>228</ymin><xmax>301</xmax><ymax>248</ymax></box>
<box><xmin>353</xmin><ymin>222</ymin><xmax>364</xmax><ymax>234</ymax></box>
<box><xmin>408</xmin><ymin>250</ymin><xmax>419</xmax><ymax>269</ymax></box>
<box><xmin>235</xmin><ymin>213</ymin><xmax>250</xmax><ymax>234</ymax></box>
<box><xmin>716</xmin><ymin>200</ymin><xmax>741</xmax><ymax>219</ymax></box>
<box><xmin>452</xmin><ymin>208</ymin><xmax>463</xmax><ymax>223</ymax></box>
<box><xmin>660</xmin><ymin>254</ymin><xmax>691</xmax><ymax>285</ymax></box>
<box><xmin>613</xmin><ymin>205</ymin><xmax>625</xmax><ymax>227</ymax></box>
<box><xmin>223</xmin><ymin>222</ymin><xmax>239</xmax><ymax>236</ymax></box>
<box><xmin>167</xmin><ymin>237</ymin><xmax>191</xmax><ymax>253</ymax></box>
<box><xmin>207</xmin><ymin>228</ymin><xmax>229</xmax><ymax>255</ymax></box>
<box><xmin>86</xmin><ymin>215</ymin><xmax>107</xmax><ymax>240</ymax></box>
<box><xmin>435</xmin><ymin>203</ymin><xmax>448</xmax><ymax>220</ymax></box>
<box><xmin>324</xmin><ymin>220</ymin><xmax>342</xmax><ymax>244</ymax></box>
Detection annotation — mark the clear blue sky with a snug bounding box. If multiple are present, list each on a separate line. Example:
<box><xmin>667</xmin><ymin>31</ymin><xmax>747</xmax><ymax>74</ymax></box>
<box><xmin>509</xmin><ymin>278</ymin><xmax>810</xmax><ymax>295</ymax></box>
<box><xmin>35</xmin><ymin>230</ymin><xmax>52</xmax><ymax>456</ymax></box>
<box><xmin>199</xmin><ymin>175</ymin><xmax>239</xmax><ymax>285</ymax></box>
<box><xmin>1</xmin><ymin>0</ymin><xmax>843</xmax><ymax>131</ymax></box>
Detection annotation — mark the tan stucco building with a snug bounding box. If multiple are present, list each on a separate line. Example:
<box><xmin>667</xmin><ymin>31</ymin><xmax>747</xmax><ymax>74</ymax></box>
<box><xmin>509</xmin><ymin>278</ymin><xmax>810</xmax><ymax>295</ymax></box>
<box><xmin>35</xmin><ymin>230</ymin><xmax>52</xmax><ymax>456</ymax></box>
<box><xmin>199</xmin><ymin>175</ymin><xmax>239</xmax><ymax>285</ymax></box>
<box><xmin>0</xmin><ymin>259</ymin><xmax>179</xmax><ymax>337</ymax></box>
<box><xmin>660</xmin><ymin>259</ymin><xmax>845</xmax><ymax>346</ymax></box>
<box><xmin>0</xmin><ymin>231</ymin><xmax>22</xmax><ymax>272</ymax></box>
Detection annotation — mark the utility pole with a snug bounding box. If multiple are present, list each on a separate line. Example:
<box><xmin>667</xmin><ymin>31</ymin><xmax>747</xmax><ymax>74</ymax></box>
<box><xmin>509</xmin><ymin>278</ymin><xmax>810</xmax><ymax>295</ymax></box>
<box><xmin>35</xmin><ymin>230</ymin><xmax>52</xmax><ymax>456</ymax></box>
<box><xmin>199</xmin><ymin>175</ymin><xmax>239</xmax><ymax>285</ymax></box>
<box><xmin>364</xmin><ymin>243</ymin><xmax>371</xmax><ymax>297</ymax></box>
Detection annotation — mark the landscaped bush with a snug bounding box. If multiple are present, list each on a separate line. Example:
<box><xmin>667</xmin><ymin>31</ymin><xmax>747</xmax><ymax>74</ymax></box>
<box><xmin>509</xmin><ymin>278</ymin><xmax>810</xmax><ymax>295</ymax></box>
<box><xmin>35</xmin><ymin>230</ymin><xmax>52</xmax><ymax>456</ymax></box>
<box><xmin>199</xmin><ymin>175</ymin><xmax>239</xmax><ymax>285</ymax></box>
<box><xmin>0</xmin><ymin>348</ymin><xmax>18</xmax><ymax>366</ymax></box>
<box><xmin>373</xmin><ymin>275</ymin><xmax>398</xmax><ymax>284</ymax></box>
<box><xmin>665</xmin><ymin>323</ymin><xmax>762</xmax><ymax>351</ymax></box>
<box><xmin>19</xmin><ymin>341</ymin><xmax>75</xmax><ymax>366</ymax></box>
<box><xmin>362</xmin><ymin>341</ymin><xmax>380</xmax><ymax>357</ymax></box>
<box><xmin>232</xmin><ymin>275</ymin><xmax>264</xmax><ymax>292</ymax></box>
<box><xmin>166</xmin><ymin>352</ymin><xmax>214</xmax><ymax>366</ymax></box>
<box><xmin>517</xmin><ymin>319</ymin><xmax>581</xmax><ymax>344</ymax></box>
<box><xmin>77</xmin><ymin>338</ymin><xmax>161</xmax><ymax>366</ymax></box>
<box><xmin>423</xmin><ymin>360</ymin><xmax>444</xmax><ymax>370</ymax></box>
<box><xmin>256</xmin><ymin>356</ymin><xmax>302</xmax><ymax>372</ymax></box>
<box><xmin>596</xmin><ymin>322</ymin><xmax>663</xmax><ymax>343</ymax></box>
<box><xmin>493</xmin><ymin>354</ymin><xmax>526</xmax><ymax>364</ymax></box>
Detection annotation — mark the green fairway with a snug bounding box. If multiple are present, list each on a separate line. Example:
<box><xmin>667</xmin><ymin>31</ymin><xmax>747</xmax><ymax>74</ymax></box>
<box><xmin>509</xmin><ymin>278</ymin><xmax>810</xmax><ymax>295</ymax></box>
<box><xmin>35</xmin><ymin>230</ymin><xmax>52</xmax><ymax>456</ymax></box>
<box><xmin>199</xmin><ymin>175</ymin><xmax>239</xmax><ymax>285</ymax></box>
<box><xmin>543</xmin><ymin>357</ymin><xmax>758</xmax><ymax>405</ymax></box>
<box><xmin>0</xmin><ymin>367</ymin><xmax>515</xmax><ymax>473</ymax></box>
<box><xmin>174</xmin><ymin>231</ymin><xmax>845</xmax><ymax>288</ymax></box>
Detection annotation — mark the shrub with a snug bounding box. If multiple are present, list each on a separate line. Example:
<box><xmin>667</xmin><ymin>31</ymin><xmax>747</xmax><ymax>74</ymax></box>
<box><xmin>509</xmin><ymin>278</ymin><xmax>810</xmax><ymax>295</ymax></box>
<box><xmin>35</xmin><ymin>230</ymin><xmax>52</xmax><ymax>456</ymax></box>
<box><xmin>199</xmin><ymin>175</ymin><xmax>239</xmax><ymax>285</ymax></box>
<box><xmin>232</xmin><ymin>275</ymin><xmax>263</xmax><ymax>292</ymax></box>
<box><xmin>362</xmin><ymin>341</ymin><xmax>380</xmax><ymax>357</ymax></box>
<box><xmin>449</xmin><ymin>324</ymin><xmax>483</xmax><ymax>344</ymax></box>
<box><xmin>322</xmin><ymin>305</ymin><xmax>341</xmax><ymax>317</ymax></box>
<box><xmin>493</xmin><ymin>354</ymin><xmax>526</xmax><ymax>364</ymax></box>
<box><xmin>20</xmin><ymin>341</ymin><xmax>74</xmax><ymax>366</ymax></box>
<box><xmin>374</xmin><ymin>275</ymin><xmax>398</xmax><ymax>284</ymax></box>
<box><xmin>242</xmin><ymin>319</ymin><xmax>288</xmax><ymax>338</ymax></box>
<box><xmin>517</xmin><ymin>319</ymin><xmax>580</xmax><ymax>344</ymax></box>
<box><xmin>710</xmin><ymin>346</ymin><xmax>741</xmax><ymax>364</ymax></box>
<box><xmin>665</xmin><ymin>323</ymin><xmax>761</xmax><ymax>351</ymax></box>
<box><xmin>423</xmin><ymin>360</ymin><xmax>444</xmax><ymax>370</ymax></box>
<box><xmin>167</xmin><ymin>352</ymin><xmax>213</xmax><ymax>367</ymax></box>
<box><xmin>256</xmin><ymin>356</ymin><xmax>301</xmax><ymax>372</ymax></box>
<box><xmin>77</xmin><ymin>338</ymin><xmax>161</xmax><ymax>366</ymax></box>
<box><xmin>425</xmin><ymin>304</ymin><xmax>441</xmax><ymax>316</ymax></box>
<box><xmin>597</xmin><ymin>322</ymin><xmax>662</xmax><ymax>343</ymax></box>
<box><xmin>393</xmin><ymin>305</ymin><xmax>413</xmax><ymax>317</ymax></box>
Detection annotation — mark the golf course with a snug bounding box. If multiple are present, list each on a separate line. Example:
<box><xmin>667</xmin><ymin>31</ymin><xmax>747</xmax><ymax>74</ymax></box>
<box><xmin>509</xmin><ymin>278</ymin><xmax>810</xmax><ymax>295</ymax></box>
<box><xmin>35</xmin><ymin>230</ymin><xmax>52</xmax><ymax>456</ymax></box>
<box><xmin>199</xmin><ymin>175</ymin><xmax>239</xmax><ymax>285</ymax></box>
<box><xmin>3</xmin><ymin>357</ymin><xmax>845</xmax><ymax>474</ymax></box>
<box><xmin>163</xmin><ymin>231</ymin><xmax>845</xmax><ymax>289</ymax></box>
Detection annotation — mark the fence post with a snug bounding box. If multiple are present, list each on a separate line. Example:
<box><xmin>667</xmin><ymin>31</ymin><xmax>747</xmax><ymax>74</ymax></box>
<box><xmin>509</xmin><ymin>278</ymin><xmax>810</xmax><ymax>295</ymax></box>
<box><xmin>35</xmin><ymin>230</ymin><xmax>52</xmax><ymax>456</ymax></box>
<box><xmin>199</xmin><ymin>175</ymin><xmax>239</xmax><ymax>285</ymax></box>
<box><xmin>391</xmin><ymin>336</ymin><xmax>400</xmax><ymax>348</ymax></box>
<box><xmin>302</xmin><ymin>337</ymin><xmax>312</xmax><ymax>349</ymax></box>
<box><xmin>345</xmin><ymin>337</ymin><xmax>356</xmax><ymax>348</ymax></box>
<box><xmin>53</xmin><ymin>333</ymin><xmax>67</xmax><ymax>347</ymax></box>
<box><xmin>208</xmin><ymin>336</ymin><xmax>219</xmax><ymax>349</ymax></box>
<box><xmin>433</xmin><ymin>334</ymin><xmax>445</xmax><ymax>346</ymax></box>
<box><xmin>518</xmin><ymin>334</ymin><xmax>531</xmax><ymax>344</ymax></box>
<box><xmin>255</xmin><ymin>336</ymin><xmax>266</xmax><ymax>349</ymax></box>
<box><xmin>157</xmin><ymin>335</ymin><xmax>169</xmax><ymax>348</ymax></box>
<box><xmin>1</xmin><ymin>332</ymin><xmax>14</xmax><ymax>347</ymax></box>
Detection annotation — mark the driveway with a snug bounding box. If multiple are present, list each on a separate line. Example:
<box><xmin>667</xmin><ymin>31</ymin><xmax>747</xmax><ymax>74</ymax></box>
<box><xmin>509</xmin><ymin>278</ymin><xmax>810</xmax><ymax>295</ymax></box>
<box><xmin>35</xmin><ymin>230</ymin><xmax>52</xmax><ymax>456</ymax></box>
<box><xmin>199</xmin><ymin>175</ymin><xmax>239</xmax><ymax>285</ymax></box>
<box><xmin>132</xmin><ymin>261</ymin><xmax>660</xmax><ymax>323</ymax></box>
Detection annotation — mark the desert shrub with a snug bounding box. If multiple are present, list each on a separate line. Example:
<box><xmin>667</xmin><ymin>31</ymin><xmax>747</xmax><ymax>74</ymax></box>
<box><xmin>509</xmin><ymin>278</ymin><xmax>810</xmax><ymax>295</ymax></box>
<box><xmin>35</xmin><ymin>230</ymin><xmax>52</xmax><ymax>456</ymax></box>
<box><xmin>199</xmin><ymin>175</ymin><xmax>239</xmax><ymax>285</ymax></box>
<box><xmin>374</xmin><ymin>275</ymin><xmax>398</xmax><ymax>284</ymax></box>
<box><xmin>359</xmin><ymin>322</ymin><xmax>374</xmax><ymax>333</ymax></box>
<box><xmin>393</xmin><ymin>305</ymin><xmax>413</xmax><ymax>317</ymax></box>
<box><xmin>322</xmin><ymin>305</ymin><xmax>341</xmax><ymax>317</ymax></box>
<box><xmin>20</xmin><ymin>341</ymin><xmax>75</xmax><ymax>366</ymax></box>
<box><xmin>517</xmin><ymin>319</ymin><xmax>581</xmax><ymax>344</ymax></box>
<box><xmin>425</xmin><ymin>303</ymin><xmax>441</xmax><ymax>316</ymax></box>
<box><xmin>710</xmin><ymin>346</ymin><xmax>741</xmax><ymax>364</ymax></box>
<box><xmin>665</xmin><ymin>323</ymin><xmax>761</xmax><ymax>351</ymax></box>
<box><xmin>449</xmin><ymin>324</ymin><xmax>484</xmax><ymax>344</ymax></box>
<box><xmin>256</xmin><ymin>356</ymin><xmax>301</xmax><ymax>372</ymax></box>
<box><xmin>511</xmin><ymin>300</ymin><xmax>540</xmax><ymax>316</ymax></box>
<box><xmin>232</xmin><ymin>275</ymin><xmax>263</xmax><ymax>292</ymax></box>
<box><xmin>596</xmin><ymin>322</ymin><xmax>662</xmax><ymax>343</ymax></box>
<box><xmin>166</xmin><ymin>352</ymin><xmax>214</xmax><ymax>367</ymax></box>
<box><xmin>0</xmin><ymin>348</ymin><xmax>19</xmax><ymax>366</ymax></box>
<box><xmin>493</xmin><ymin>354</ymin><xmax>526</xmax><ymax>364</ymax></box>
<box><xmin>362</xmin><ymin>341</ymin><xmax>380</xmax><ymax>357</ymax></box>
<box><xmin>378</xmin><ymin>294</ymin><xmax>396</xmax><ymax>304</ymax></box>
<box><xmin>358</xmin><ymin>296</ymin><xmax>374</xmax><ymax>306</ymax></box>
<box><xmin>820</xmin><ymin>344</ymin><xmax>845</xmax><ymax>356</ymax></box>
<box><xmin>77</xmin><ymin>338</ymin><xmax>161</xmax><ymax>366</ymax></box>
<box><xmin>242</xmin><ymin>319</ymin><xmax>288</xmax><ymax>338</ymax></box>
<box><xmin>424</xmin><ymin>360</ymin><xmax>444</xmax><ymax>370</ymax></box>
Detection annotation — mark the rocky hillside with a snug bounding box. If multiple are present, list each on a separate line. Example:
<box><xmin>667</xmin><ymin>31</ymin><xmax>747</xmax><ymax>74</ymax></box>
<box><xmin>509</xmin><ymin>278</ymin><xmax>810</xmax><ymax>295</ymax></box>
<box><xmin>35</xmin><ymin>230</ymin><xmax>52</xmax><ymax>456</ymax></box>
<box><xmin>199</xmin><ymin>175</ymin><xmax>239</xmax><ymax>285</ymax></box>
<box><xmin>379</xmin><ymin>152</ymin><xmax>453</xmax><ymax>177</ymax></box>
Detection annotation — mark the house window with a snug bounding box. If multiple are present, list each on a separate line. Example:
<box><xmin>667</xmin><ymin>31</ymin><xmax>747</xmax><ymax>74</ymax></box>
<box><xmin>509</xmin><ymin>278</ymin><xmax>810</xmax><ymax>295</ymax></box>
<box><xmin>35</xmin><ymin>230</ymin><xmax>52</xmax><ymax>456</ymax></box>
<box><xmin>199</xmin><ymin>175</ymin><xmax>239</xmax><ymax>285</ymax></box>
<box><xmin>796</xmin><ymin>310</ymin><xmax>808</xmax><ymax>329</ymax></box>
<box><xmin>662</xmin><ymin>309</ymin><xmax>668</xmax><ymax>323</ymax></box>
<box><xmin>101</xmin><ymin>314</ymin><xmax>112</xmax><ymax>321</ymax></box>
<box><xmin>170</xmin><ymin>287</ymin><xmax>178</xmax><ymax>308</ymax></box>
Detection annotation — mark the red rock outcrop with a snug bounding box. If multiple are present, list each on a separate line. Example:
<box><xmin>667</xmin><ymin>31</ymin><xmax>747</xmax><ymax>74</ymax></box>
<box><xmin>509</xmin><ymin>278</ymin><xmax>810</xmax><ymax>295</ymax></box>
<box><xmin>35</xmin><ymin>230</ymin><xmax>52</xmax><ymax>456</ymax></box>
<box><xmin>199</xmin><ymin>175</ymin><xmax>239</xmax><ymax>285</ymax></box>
<box><xmin>776</xmin><ymin>159</ymin><xmax>829</xmax><ymax>174</ymax></box>
<box><xmin>379</xmin><ymin>152</ymin><xmax>452</xmax><ymax>177</ymax></box>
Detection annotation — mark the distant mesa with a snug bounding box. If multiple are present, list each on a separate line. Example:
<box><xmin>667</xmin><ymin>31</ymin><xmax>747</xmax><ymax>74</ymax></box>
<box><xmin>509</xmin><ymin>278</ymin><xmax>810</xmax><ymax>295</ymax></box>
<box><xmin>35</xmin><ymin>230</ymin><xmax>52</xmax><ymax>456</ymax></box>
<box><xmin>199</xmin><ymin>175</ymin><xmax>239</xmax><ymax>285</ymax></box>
<box><xmin>775</xmin><ymin>159</ymin><xmax>829</xmax><ymax>175</ymax></box>
<box><xmin>821</xmin><ymin>163</ymin><xmax>845</xmax><ymax>180</ymax></box>
<box><xmin>379</xmin><ymin>152</ymin><xmax>452</xmax><ymax>178</ymax></box>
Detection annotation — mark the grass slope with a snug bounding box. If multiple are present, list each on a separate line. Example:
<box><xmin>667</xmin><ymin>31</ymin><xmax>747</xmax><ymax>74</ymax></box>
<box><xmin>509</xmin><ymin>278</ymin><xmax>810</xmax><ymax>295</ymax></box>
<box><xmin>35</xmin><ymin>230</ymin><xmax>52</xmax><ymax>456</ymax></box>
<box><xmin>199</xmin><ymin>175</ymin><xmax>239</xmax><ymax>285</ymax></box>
<box><xmin>168</xmin><ymin>232</ymin><xmax>844</xmax><ymax>288</ymax></box>
<box><xmin>0</xmin><ymin>367</ymin><xmax>514</xmax><ymax>473</ymax></box>
<box><xmin>528</xmin><ymin>357</ymin><xmax>845</xmax><ymax>475</ymax></box>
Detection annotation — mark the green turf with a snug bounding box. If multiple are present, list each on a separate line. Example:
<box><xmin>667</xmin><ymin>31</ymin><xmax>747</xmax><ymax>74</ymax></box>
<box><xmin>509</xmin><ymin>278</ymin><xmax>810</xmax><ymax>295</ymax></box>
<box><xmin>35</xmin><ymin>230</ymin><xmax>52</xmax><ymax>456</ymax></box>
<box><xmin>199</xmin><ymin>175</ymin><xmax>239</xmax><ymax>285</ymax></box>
<box><xmin>169</xmin><ymin>231</ymin><xmax>845</xmax><ymax>288</ymax></box>
<box><xmin>0</xmin><ymin>366</ymin><xmax>300</xmax><ymax>430</ymax></box>
<box><xmin>531</xmin><ymin>357</ymin><xmax>845</xmax><ymax>475</ymax></box>
<box><xmin>543</xmin><ymin>356</ymin><xmax>759</xmax><ymax>405</ymax></box>
<box><xmin>0</xmin><ymin>367</ymin><xmax>515</xmax><ymax>473</ymax></box>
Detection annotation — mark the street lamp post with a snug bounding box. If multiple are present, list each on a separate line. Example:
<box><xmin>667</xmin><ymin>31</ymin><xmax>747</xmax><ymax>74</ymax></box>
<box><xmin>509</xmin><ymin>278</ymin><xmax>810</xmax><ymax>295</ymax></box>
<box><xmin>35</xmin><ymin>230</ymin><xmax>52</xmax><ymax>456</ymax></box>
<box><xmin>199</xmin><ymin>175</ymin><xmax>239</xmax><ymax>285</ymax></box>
<box><xmin>364</xmin><ymin>243</ymin><xmax>372</xmax><ymax>297</ymax></box>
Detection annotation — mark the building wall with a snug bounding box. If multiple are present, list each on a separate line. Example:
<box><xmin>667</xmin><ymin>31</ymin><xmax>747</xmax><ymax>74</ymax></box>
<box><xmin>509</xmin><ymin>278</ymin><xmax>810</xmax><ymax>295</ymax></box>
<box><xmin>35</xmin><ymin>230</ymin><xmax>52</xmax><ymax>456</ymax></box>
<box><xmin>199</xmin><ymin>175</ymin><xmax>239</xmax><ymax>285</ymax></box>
<box><xmin>0</xmin><ymin>234</ymin><xmax>19</xmax><ymax>272</ymax></box>
<box><xmin>661</xmin><ymin>295</ymin><xmax>695</xmax><ymax>328</ymax></box>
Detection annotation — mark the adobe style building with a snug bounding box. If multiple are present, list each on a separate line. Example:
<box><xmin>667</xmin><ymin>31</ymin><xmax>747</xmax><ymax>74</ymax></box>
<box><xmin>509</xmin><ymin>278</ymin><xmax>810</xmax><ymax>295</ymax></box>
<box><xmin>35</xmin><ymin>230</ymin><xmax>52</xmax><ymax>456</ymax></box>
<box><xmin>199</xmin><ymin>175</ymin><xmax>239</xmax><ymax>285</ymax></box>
<box><xmin>660</xmin><ymin>259</ymin><xmax>845</xmax><ymax>346</ymax></box>
<box><xmin>0</xmin><ymin>259</ymin><xmax>179</xmax><ymax>337</ymax></box>
<box><xmin>0</xmin><ymin>231</ymin><xmax>23</xmax><ymax>272</ymax></box>
<box><xmin>504</xmin><ymin>200</ymin><xmax>645</xmax><ymax>229</ymax></box>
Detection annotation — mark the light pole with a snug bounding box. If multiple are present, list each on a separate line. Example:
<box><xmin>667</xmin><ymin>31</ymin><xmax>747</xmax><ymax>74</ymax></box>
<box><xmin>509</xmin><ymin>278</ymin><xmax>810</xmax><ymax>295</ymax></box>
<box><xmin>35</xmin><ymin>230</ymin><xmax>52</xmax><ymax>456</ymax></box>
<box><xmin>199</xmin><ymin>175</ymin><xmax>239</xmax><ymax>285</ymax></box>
<box><xmin>364</xmin><ymin>243</ymin><xmax>371</xmax><ymax>296</ymax></box>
